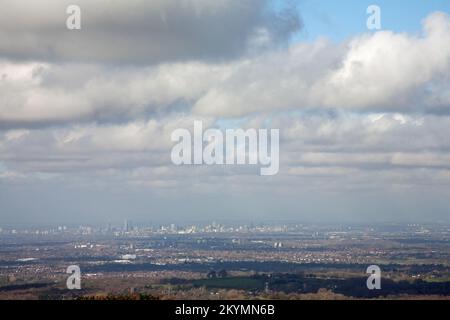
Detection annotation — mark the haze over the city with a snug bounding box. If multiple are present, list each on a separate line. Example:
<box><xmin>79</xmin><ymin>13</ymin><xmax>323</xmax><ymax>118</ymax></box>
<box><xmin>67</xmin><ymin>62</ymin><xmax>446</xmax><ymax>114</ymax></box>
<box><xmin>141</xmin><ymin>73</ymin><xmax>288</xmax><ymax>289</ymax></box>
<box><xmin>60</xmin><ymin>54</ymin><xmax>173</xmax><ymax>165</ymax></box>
<box><xmin>1</xmin><ymin>0</ymin><xmax>450</xmax><ymax>226</ymax></box>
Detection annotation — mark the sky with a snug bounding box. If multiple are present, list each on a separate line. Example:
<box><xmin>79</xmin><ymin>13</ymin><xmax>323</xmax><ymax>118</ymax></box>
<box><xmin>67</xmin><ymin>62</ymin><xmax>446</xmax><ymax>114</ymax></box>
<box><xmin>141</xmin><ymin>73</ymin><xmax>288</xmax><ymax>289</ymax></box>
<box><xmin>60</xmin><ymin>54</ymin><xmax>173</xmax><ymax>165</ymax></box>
<box><xmin>297</xmin><ymin>0</ymin><xmax>450</xmax><ymax>41</ymax></box>
<box><xmin>0</xmin><ymin>0</ymin><xmax>450</xmax><ymax>227</ymax></box>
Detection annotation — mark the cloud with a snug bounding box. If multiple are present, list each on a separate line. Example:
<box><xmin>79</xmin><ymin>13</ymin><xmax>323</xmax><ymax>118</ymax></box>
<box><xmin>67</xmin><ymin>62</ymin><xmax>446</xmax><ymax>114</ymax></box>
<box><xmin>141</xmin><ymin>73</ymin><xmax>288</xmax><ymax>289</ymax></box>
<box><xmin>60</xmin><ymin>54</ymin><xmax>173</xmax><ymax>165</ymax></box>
<box><xmin>1</xmin><ymin>12</ymin><xmax>449</xmax><ymax>128</ymax></box>
<box><xmin>1</xmin><ymin>6</ymin><xmax>450</xmax><ymax>223</ymax></box>
<box><xmin>0</xmin><ymin>0</ymin><xmax>301</xmax><ymax>64</ymax></box>
<box><xmin>2</xmin><ymin>111</ymin><xmax>450</xmax><ymax>183</ymax></box>
<box><xmin>194</xmin><ymin>12</ymin><xmax>450</xmax><ymax>116</ymax></box>
<box><xmin>0</xmin><ymin>61</ymin><xmax>222</xmax><ymax>127</ymax></box>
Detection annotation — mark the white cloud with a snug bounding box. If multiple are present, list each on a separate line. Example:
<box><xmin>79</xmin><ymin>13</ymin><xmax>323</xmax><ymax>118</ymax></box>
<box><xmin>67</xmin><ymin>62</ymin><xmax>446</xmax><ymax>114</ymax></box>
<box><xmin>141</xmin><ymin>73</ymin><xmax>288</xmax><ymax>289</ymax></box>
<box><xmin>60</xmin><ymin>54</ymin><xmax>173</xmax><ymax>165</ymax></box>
<box><xmin>194</xmin><ymin>13</ymin><xmax>450</xmax><ymax>116</ymax></box>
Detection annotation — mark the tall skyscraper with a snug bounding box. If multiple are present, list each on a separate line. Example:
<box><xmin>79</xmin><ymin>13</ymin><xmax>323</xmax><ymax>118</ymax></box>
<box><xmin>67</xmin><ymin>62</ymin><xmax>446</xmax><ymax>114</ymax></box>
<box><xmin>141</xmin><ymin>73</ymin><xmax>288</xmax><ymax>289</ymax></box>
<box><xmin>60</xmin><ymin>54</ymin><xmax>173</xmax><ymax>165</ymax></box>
<box><xmin>124</xmin><ymin>219</ymin><xmax>132</xmax><ymax>232</ymax></box>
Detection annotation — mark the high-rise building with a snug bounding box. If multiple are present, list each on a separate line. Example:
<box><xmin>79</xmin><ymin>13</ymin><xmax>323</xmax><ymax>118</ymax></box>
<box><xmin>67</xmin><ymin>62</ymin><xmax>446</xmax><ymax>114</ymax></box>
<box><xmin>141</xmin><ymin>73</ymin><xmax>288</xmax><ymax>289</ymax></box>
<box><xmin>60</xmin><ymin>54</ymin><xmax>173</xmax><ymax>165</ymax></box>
<box><xmin>124</xmin><ymin>219</ymin><xmax>132</xmax><ymax>232</ymax></box>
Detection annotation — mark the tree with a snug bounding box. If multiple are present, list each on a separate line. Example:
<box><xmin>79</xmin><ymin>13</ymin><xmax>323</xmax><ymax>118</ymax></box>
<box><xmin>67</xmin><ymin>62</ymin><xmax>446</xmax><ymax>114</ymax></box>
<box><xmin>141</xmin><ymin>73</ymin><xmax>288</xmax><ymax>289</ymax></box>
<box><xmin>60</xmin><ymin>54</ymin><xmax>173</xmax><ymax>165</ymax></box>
<box><xmin>218</xmin><ymin>269</ymin><xmax>228</xmax><ymax>278</ymax></box>
<box><xmin>207</xmin><ymin>270</ymin><xmax>217</xmax><ymax>279</ymax></box>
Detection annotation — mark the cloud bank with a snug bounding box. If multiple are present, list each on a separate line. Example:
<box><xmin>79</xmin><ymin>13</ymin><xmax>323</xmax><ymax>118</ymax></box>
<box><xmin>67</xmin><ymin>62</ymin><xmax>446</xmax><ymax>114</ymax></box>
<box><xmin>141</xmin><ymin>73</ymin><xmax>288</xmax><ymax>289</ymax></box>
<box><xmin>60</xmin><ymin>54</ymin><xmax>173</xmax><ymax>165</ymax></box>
<box><xmin>0</xmin><ymin>2</ymin><xmax>450</xmax><ymax>224</ymax></box>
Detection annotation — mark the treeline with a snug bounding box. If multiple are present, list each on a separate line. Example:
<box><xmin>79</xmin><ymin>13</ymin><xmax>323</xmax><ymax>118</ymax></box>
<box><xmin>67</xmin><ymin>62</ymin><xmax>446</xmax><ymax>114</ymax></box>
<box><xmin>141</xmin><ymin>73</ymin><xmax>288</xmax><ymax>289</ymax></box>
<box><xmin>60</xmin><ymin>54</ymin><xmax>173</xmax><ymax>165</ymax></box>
<box><xmin>265</xmin><ymin>274</ymin><xmax>450</xmax><ymax>298</ymax></box>
<box><xmin>81</xmin><ymin>261</ymin><xmax>449</xmax><ymax>275</ymax></box>
<box><xmin>163</xmin><ymin>273</ymin><xmax>450</xmax><ymax>298</ymax></box>
<box><xmin>0</xmin><ymin>282</ymin><xmax>52</xmax><ymax>292</ymax></box>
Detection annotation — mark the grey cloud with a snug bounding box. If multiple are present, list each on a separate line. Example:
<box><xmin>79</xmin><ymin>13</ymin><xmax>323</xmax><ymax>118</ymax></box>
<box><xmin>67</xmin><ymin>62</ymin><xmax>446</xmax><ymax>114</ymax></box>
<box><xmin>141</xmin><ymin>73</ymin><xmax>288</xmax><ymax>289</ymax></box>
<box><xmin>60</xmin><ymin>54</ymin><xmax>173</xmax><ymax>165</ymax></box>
<box><xmin>3</xmin><ymin>112</ymin><xmax>450</xmax><ymax>181</ymax></box>
<box><xmin>0</xmin><ymin>0</ymin><xmax>301</xmax><ymax>64</ymax></box>
<box><xmin>0</xmin><ymin>61</ymin><xmax>221</xmax><ymax>127</ymax></box>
